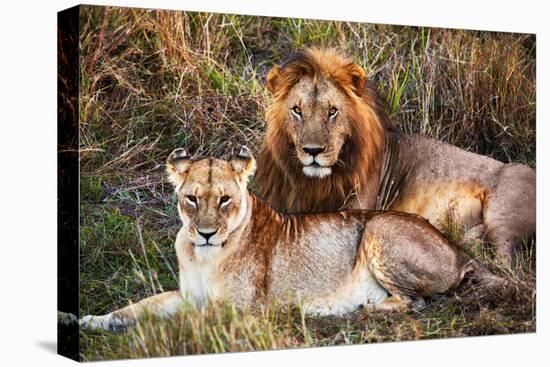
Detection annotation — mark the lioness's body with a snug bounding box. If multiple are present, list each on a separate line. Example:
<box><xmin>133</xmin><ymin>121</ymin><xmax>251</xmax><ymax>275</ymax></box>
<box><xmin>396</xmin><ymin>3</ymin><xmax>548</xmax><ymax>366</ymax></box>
<box><xmin>80</xmin><ymin>149</ymin><xmax>499</xmax><ymax>332</ymax></box>
<box><xmin>177</xmin><ymin>194</ymin><xmax>391</xmax><ymax>312</ymax></box>
<box><xmin>256</xmin><ymin>48</ymin><xmax>535</xmax><ymax>265</ymax></box>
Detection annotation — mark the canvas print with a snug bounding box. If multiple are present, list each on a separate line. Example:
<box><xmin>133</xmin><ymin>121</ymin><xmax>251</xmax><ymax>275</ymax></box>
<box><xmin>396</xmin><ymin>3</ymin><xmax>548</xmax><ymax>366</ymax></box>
<box><xmin>57</xmin><ymin>4</ymin><xmax>536</xmax><ymax>362</ymax></box>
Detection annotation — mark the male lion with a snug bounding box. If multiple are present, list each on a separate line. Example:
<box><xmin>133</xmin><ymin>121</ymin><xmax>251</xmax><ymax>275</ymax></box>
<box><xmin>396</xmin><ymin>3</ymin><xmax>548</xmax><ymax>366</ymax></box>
<box><xmin>80</xmin><ymin>147</ymin><xmax>502</xmax><ymax>332</ymax></box>
<box><xmin>255</xmin><ymin>48</ymin><xmax>536</xmax><ymax>265</ymax></box>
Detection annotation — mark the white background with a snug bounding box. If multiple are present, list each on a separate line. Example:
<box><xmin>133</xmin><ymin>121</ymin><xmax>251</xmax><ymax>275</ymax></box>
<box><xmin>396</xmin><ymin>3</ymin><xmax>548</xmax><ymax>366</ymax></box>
<box><xmin>0</xmin><ymin>0</ymin><xmax>547</xmax><ymax>365</ymax></box>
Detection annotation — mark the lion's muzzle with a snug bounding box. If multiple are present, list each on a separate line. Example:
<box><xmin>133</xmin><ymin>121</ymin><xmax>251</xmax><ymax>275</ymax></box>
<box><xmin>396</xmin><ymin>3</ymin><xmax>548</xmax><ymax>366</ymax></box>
<box><xmin>299</xmin><ymin>145</ymin><xmax>334</xmax><ymax>178</ymax></box>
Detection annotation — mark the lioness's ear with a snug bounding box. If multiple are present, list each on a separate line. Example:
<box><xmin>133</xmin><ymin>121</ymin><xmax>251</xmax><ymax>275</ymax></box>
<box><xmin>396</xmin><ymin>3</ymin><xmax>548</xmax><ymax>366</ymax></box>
<box><xmin>166</xmin><ymin>148</ymin><xmax>191</xmax><ymax>186</ymax></box>
<box><xmin>230</xmin><ymin>146</ymin><xmax>256</xmax><ymax>181</ymax></box>
<box><xmin>346</xmin><ymin>62</ymin><xmax>367</xmax><ymax>96</ymax></box>
<box><xmin>266</xmin><ymin>65</ymin><xmax>281</xmax><ymax>94</ymax></box>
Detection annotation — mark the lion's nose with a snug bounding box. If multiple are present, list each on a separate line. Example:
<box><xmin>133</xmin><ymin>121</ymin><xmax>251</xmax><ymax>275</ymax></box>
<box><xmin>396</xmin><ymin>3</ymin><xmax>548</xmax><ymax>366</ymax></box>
<box><xmin>303</xmin><ymin>146</ymin><xmax>326</xmax><ymax>157</ymax></box>
<box><xmin>197</xmin><ymin>229</ymin><xmax>217</xmax><ymax>241</ymax></box>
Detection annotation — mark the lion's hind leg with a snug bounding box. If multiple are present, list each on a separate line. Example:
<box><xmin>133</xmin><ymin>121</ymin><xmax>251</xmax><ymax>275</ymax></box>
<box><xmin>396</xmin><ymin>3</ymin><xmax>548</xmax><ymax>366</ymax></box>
<box><xmin>80</xmin><ymin>290</ymin><xmax>183</xmax><ymax>333</ymax></box>
<box><xmin>483</xmin><ymin>163</ymin><xmax>536</xmax><ymax>267</ymax></box>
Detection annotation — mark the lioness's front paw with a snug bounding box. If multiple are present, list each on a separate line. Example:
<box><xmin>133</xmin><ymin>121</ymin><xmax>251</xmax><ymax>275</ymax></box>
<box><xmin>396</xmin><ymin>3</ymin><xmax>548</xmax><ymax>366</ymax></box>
<box><xmin>105</xmin><ymin>314</ymin><xmax>132</xmax><ymax>333</ymax></box>
<box><xmin>79</xmin><ymin>314</ymin><xmax>108</xmax><ymax>331</ymax></box>
<box><xmin>80</xmin><ymin>313</ymin><xmax>130</xmax><ymax>333</ymax></box>
<box><xmin>58</xmin><ymin>311</ymin><xmax>78</xmax><ymax>326</ymax></box>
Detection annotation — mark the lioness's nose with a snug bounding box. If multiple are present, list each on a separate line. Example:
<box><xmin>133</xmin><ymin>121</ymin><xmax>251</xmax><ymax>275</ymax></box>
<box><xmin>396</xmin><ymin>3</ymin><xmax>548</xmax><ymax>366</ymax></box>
<box><xmin>197</xmin><ymin>229</ymin><xmax>217</xmax><ymax>241</ymax></box>
<box><xmin>303</xmin><ymin>146</ymin><xmax>326</xmax><ymax>157</ymax></box>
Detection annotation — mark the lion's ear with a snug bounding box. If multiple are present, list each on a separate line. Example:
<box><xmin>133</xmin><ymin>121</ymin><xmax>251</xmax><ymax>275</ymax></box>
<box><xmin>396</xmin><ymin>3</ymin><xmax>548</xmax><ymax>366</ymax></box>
<box><xmin>346</xmin><ymin>63</ymin><xmax>367</xmax><ymax>96</ymax></box>
<box><xmin>230</xmin><ymin>146</ymin><xmax>256</xmax><ymax>181</ymax></box>
<box><xmin>166</xmin><ymin>148</ymin><xmax>191</xmax><ymax>186</ymax></box>
<box><xmin>266</xmin><ymin>65</ymin><xmax>281</xmax><ymax>94</ymax></box>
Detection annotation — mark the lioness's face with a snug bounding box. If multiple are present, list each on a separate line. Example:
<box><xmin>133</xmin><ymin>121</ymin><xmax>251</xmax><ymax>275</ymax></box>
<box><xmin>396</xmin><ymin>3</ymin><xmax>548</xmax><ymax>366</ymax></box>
<box><xmin>166</xmin><ymin>148</ymin><xmax>255</xmax><ymax>249</ymax></box>
<box><xmin>282</xmin><ymin>76</ymin><xmax>352</xmax><ymax>178</ymax></box>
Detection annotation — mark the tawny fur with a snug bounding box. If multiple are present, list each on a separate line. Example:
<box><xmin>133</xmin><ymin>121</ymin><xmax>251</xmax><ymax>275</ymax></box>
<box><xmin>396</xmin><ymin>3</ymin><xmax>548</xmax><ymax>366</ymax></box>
<box><xmin>80</xmin><ymin>150</ymin><xmax>501</xmax><ymax>332</ymax></box>
<box><xmin>256</xmin><ymin>48</ymin><xmax>536</xmax><ymax>265</ymax></box>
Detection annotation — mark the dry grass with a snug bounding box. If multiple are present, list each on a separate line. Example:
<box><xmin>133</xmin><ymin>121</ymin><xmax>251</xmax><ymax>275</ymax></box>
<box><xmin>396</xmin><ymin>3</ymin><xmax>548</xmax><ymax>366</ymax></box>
<box><xmin>77</xmin><ymin>5</ymin><xmax>536</xmax><ymax>361</ymax></box>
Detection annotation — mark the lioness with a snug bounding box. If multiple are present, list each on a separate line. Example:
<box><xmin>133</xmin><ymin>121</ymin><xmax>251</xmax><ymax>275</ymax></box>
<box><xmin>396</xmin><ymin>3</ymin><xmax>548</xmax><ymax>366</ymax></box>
<box><xmin>255</xmin><ymin>48</ymin><xmax>535</xmax><ymax>265</ymax></box>
<box><xmin>80</xmin><ymin>147</ymin><xmax>501</xmax><ymax>332</ymax></box>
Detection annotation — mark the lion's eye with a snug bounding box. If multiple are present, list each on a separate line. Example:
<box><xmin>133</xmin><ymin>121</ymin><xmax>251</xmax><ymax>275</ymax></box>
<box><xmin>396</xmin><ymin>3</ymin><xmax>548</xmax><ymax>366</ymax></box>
<box><xmin>184</xmin><ymin>195</ymin><xmax>198</xmax><ymax>207</ymax></box>
<box><xmin>328</xmin><ymin>107</ymin><xmax>339</xmax><ymax>117</ymax></box>
<box><xmin>219</xmin><ymin>195</ymin><xmax>232</xmax><ymax>208</ymax></box>
<box><xmin>291</xmin><ymin>106</ymin><xmax>302</xmax><ymax>116</ymax></box>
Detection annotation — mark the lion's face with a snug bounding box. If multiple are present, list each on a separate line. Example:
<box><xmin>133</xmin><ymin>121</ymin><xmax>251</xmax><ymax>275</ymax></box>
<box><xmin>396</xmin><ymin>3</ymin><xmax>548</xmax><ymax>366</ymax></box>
<box><xmin>282</xmin><ymin>76</ymin><xmax>352</xmax><ymax>178</ymax></box>
<box><xmin>166</xmin><ymin>148</ymin><xmax>255</xmax><ymax>251</ymax></box>
<box><xmin>257</xmin><ymin>48</ymin><xmax>389</xmax><ymax>213</ymax></box>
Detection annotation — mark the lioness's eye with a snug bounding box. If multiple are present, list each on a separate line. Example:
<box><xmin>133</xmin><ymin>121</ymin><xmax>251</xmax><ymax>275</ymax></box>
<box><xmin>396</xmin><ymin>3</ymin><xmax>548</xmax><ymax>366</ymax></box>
<box><xmin>185</xmin><ymin>195</ymin><xmax>197</xmax><ymax>207</ymax></box>
<box><xmin>291</xmin><ymin>106</ymin><xmax>302</xmax><ymax>115</ymax></box>
<box><xmin>219</xmin><ymin>195</ymin><xmax>231</xmax><ymax>207</ymax></box>
<box><xmin>328</xmin><ymin>107</ymin><xmax>339</xmax><ymax>117</ymax></box>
